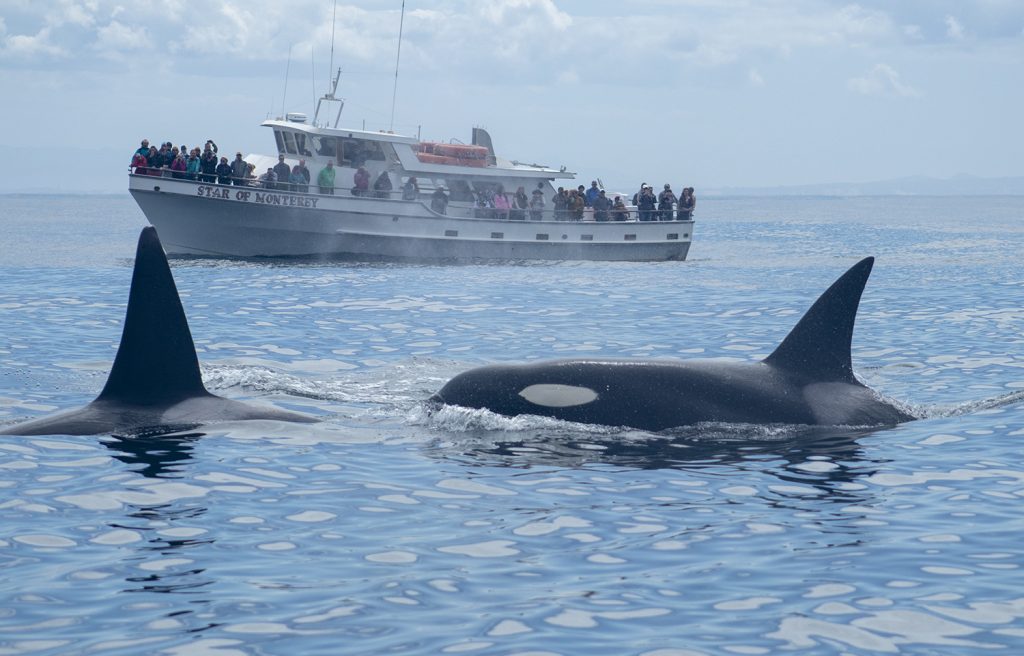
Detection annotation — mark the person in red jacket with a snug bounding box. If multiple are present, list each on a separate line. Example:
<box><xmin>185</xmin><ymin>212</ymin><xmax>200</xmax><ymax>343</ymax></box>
<box><xmin>352</xmin><ymin>166</ymin><xmax>370</xmax><ymax>196</ymax></box>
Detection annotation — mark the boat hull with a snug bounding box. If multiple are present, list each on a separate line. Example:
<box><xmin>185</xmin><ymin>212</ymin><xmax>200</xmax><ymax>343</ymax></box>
<box><xmin>128</xmin><ymin>175</ymin><xmax>693</xmax><ymax>262</ymax></box>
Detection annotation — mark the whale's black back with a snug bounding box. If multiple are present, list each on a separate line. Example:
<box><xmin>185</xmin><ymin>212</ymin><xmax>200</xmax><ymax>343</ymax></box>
<box><xmin>97</xmin><ymin>227</ymin><xmax>211</xmax><ymax>405</ymax></box>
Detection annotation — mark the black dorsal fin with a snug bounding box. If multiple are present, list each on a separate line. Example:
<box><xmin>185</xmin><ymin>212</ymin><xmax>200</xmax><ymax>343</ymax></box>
<box><xmin>762</xmin><ymin>257</ymin><xmax>874</xmax><ymax>383</ymax></box>
<box><xmin>96</xmin><ymin>227</ymin><xmax>210</xmax><ymax>404</ymax></box>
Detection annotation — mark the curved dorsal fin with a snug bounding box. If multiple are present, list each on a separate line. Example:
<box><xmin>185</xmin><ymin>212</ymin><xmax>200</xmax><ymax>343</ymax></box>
<box><xmin>763</xmin><ymin>257</ymin><xmax>874</xmax><ymax>383</ymax></box>
<box><xmin>96</xmin><ymin>227</ymin><xmax>210</xmax><ymax>404</ymax></box>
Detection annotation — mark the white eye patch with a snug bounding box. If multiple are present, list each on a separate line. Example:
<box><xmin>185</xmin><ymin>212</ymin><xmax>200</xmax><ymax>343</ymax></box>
<box><xmin>518</xmin><ymin>384</ymin><xmax>598</xmax><ymax>408</ymax></box>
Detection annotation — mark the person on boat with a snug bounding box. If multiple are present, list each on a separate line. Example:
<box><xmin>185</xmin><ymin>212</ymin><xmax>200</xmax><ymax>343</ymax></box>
<box><xmin>658</xmin><ymin>184</ymin><xmax>677</xmax><ymax>221</ymax></box>
<box><xmin>529</xmin><ymin>183</ymin><xmax>545</xmax><ymax>221</ymax></box>
<box><xmin>474</xmin><ymin>189</ymin><xmax>493</xmax><ymax>218</ymax></box>
<box><xmin>135</xmin><ymin>140</ymin><xmax>150</xmax><ymax>159</ymax></box>
<box><xmin>144</xmin><ymin>146</ymin><xmax>164</xmax><ymax>176</ymax></box>
<box><xmin>585</xmin><ymin>181</ymin><xmax>601</xmax><ymax>208</ymax></box>
<box><xmin>636</xmin><ymin>186</ymin><xmax>657</xmax><ymax>221</ymax></box>
<box><xmin>292</xmin><ymin>160</ymin><xmax>310</xmax><ymax>193</ymax></box>
<box><xmin>511</xmin><ymin>186</ymin><xmax>528</xmax><ymax>220</ymax></box>
<box><xmin>199</xmin><ymin>145</ymin><xmax>219</xmax><ymax>183</ymax></box>
<box><xmin>186</xmin><ymin>149</ymin><xmax>201</xmax><ymax>181</ymax></box>
<box><xmin>352</xmin><ymin>166</ymin><xmax>370</xmax><ymax>196</ymax></box>
<box><xmin>431</xmin><ymin>186</ymin><xmax>449</xmax><ymax>214</ymax></box>
<box><xmin>317</xmin><ymin>161</ymin><xmax>336</xmax><ymax>195</ymax></box>
<box><xmin>593</xmin><ymin>189</ymin><xmax>612</xmax><ymax>222</ymax></box>
<box><xmin>259</xmin><ymin>167</ymin><xmax>278</xmax><ymax>189</ymax></box>
<box><xmin>402</xmin><ymin>177</ymin><xmax>419</xmax><ymax>200</ymax></box>
<box><xmin>373</xmin><ymin>170</ymin><xmax>393</xmax><ymax>199</ymax></box>
<box><xmin>552</xmin><ymin>187</ymin><xmax>567</xmax><ymax>221</ymax></box>
<box><xmin>155</xmin><ymin>143</ymin><xmax>172</xmax><ymax>170</ymax></box>
<box><xmin>493</xmin><ymin>186</ymin><xmax>511</xmax><ymax>220</ymax></box>
<box><xmin>568</xmin><ymin>189</ymin><xmax>585</xmax><ymax>221</ymax></box>
<box><xmin>678</xmin><ymin>187</ymin><xmax>696</xmax><ymax>220</ymax></box>
<box><xmin>230</xmin><ymin>152</ymin><xmax>249</xmax><ymax>186</ymax></box>
<box><xmin>131</xmin><ymin>151</ymin><xmax>148</xmax><ymax>175</ymax></box>
<box><xmin>215</xmin><ymin>157</ymin><xmax>232</xmax><ymax>185</ymax></box>
<box><xmin>273</xmin><ymin>155</ymin><xmax>292</xmax><ymax>192</ymax></box>
<box><xmin>170</xmin><ymin>151</ymin><xmax>187</xmax><ymax>179</ymax></box>
<box><xmin>612</xmin><ymin>196</ymin><xmax>630</xmax><ymax>221</ymax></box>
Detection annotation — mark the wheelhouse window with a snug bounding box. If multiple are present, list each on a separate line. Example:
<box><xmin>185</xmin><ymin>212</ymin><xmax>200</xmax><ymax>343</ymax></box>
<box><xmin>274</xmin><ymin>130</ymin><xmax>286</xmax><ymax>154</ymax></box>
<box><xmin>314</xmin><ymin>136</ymin><xmax>337</xmax><ymax>158</ymax></box>
<box><xmin>295</xmin><ymin>133</ymin><xmax>312</xmax><ymax>157</ymax></box>
<box><xmin>446</xmin><ymin>179</ymin><xmax>473</xmax><ymax>202</ymax></box>
<box><xmin>282</xmin><ymin>131</ymin><xmax>298</xmax><ymax>155</ymax></box>
<box><xmin>337</xmin><ymin>137</ymin><xmax>386</xmax><ymax>167</ymax></box>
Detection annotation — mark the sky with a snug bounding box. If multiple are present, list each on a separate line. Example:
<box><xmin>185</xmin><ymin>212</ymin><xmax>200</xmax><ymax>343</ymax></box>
<box><xmin>1</xmin><ymin>0</ymin><xmax>1022</xmax><ymax>193</ymax></box>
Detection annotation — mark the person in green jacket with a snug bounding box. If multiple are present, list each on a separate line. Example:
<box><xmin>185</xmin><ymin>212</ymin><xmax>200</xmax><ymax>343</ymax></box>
<box><xmin>317</xmin><ymin>161</ymin><xmax>336</xmax><ymax>195</ymax></box>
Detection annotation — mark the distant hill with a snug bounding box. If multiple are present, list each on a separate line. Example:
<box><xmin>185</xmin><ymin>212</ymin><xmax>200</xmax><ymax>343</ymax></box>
<box><xmin>705</xmin><ymin>174</ymin><xmax>1024</xmax><ymax>197</ymax></box>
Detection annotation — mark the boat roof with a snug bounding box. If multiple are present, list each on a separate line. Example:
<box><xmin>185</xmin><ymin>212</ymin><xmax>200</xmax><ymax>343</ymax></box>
<box><xmin>262</xmin><ymin>119</ymin><xmax>420</xmax><ymax>145</ymax></box>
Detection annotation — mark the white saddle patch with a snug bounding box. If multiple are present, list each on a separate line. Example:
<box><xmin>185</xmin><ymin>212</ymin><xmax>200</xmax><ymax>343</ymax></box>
<box><xmin>518</xmin><ymin>384</ymin><xmax>599</xmax><ymax>408</ymax></box>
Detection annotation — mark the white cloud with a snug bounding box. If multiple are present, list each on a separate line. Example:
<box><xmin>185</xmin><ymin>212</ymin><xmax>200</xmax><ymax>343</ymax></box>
<box><xmin>94</xmin><ymin>21</ymin><xmax>148</xmax><ymax>52</ymax></box>
<box><xmin>748</xmin><ymin>68</ymin><xmax>765</xmax><ymax>87</ymax></box>
<box><xmin>945</xmin><ymin>15</ymin><xmax>965</xmax><ymax>40</ymax></box>
<box><xmin>848</xmin><ymin>63</ymin><xmax>920</xmax><ymax>98</ymax></box>
<box><xmin>2</xmin><ymin>27</ymin><xmax>65</xmax><ymax>58</ymax></box>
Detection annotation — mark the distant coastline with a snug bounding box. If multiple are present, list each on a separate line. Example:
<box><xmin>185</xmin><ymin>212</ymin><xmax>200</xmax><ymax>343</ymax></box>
<box><xmin>705</xmin><ymin>174</ymin><xmax>1024</xmax><ymax>197</ymax></box>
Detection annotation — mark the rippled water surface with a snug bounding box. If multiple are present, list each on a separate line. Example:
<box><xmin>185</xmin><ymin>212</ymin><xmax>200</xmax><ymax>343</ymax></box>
<box><xmin>1</xmin><ymin>194</ymin><xmax>1023</xmax><ymax>654</ymax></box>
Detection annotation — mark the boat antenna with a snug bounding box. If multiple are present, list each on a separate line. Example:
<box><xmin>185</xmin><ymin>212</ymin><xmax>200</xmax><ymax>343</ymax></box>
<box><xmin>281</xmin><ymin>43</ymin><xmax>292</xmax><ymax>118</ymax></box>
<box><xmin>313</xmin><ymin>1</ymin><xmax>345</xmax><ymax>128</ymax></box>
<box><xmin>389</xmin><ymin>0</ymin><xmax>406</xmax><ymax>132</ymax></box>
<box><xmin>328</xmin><ymin>0</ymin><xmax>337</xmax><ymax>81</ymax></box>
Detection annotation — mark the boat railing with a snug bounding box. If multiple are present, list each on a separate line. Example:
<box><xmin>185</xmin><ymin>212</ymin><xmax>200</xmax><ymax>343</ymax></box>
<box><xmin>128</xmin><ymin>168</ymin><xmax>693</xmax><ymax>223</ymax></box>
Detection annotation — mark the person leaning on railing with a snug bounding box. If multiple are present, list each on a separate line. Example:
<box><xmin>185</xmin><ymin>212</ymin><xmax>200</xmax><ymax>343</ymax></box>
<box><xmin>318</xmin><ymin>161</ymin><xmax>336</xmax><ymax>195</ymax></box>
<box><xmin>230</xmin><ymin>152</ymin><xmax>249</xmax><ymax>185</ymax></box>
<box><xmin>291</xmin><ymin>161</ymin><xmax>311</xmax><ymax>193</ymax></box>
<box><xmin>216</xmin><ymin>157</ymin><xmax>232</xmax><ymax>185</ymax></box>
<box><xmin>529</xmin><ymin>183</ymin><xmax>545</xmax><ymax>220</ymax></box>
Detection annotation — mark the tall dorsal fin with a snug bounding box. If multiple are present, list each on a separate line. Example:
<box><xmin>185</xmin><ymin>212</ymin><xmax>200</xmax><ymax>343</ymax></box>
<box><xmin>96</xmin><ymin>227</ymin><xmax>210</xmax><ymax>404</ymax></box>
<box><xmin>762</xmin><ymin>257</ymin><xmax>874</xmax><ymax>383</ymax></box>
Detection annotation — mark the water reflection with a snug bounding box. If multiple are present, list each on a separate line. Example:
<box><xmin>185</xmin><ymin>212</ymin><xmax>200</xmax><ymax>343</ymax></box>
<box><xmin>99</xmin><ymin>431</ymin><xmax>216</xmax><ymax>599</ymax></box>
<box><xmin>433</xmin><ymin>423</ymin><xmax>890</xmax><ymax>500</ymax></box>
<box><xmin>103</xmin><ymin>429</ymin><xmax>203</xmax><ymax>479</ymax></box>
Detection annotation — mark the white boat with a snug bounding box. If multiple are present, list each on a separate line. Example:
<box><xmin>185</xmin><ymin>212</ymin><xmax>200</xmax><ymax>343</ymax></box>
<box><xmin>129</xmin><ymin>99</ymin><xmax>693</xmax><ymax>262</ymax></box>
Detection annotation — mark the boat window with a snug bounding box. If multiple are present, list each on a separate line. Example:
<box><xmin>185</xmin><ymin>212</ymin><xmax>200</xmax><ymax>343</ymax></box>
<box><xmin>314</xmin><ymin>136</ymin><xmax>337</xmax><ymax>158</ymax></box>
<box><xmin>295</xmin><ymin>133</ymin><xmax>313</xmax><ymax>157</ymax></box>
<box><xmin>337</xmin><ymin>138</ymin><xmax>386</xmax><ymax>167</ymax></box>
<box><xmin>282</xmin><ymin>131</ymin><xmax>298</xmax><ymax>155</ymax></box>
<box><xmin>446</xmin><ymin>179</ymin><xmax>473</xmax><ymax>202</ymax></box>
<box><xmin>274</xmin><ymin>130</ymin><xmax>286</xmax><ymax>154</ymax></box>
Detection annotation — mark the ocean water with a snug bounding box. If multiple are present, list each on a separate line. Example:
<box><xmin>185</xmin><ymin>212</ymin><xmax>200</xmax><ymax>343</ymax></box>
<box><xmin>1</xmin><ymin>193</ymin><xmax>1023</xmax><ymax>655</ymax></box>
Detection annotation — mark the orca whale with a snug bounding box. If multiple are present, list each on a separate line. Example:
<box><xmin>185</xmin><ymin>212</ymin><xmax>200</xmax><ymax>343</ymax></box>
<box><xmin>430</xmin><ymin>257</ymin><xmax>914</xmax><ymax>431</ymax></box>
<box><xmin>0</xmin><ymin>227</ymin><xmax>316</xmax><ymax>436</ymax></box>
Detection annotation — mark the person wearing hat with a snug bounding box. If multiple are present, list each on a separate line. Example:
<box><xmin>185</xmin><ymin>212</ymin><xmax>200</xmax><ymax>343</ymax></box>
<box><xmin>636</xmin><ymin>184</ymin><xmax>657</xmax><ymax>221</ymax></box>
<box><xmin>658</xmin><ymin>183</ymin><xmax>677</xmax><ymax>221</ymax></box>
<box><xmin>529</xmin><ymin>182</ymin><xmax>545</xmax><ymax>221</ymax></box>
<box><xmin>431</xmin><ymin>186</ymin><xmax>449</xmax><ymax>214</ymax></box>
<box><xmin>632</xmin><ymin>182</ymin><xmax>648</xmax><ymax>207</ymax></box>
